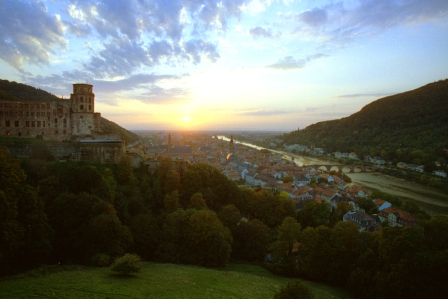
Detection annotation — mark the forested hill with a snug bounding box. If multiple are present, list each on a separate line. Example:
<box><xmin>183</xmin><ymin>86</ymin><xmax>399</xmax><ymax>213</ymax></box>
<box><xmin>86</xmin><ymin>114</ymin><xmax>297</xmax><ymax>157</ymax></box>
<box><xmin>0</xmin><ymin>79</ymin><xmax>139</xmax><ymax>143</ymax></box>
<box><xmin>282</xmin><ymin>79</ymin><xmax>448</xmax><ymax>162</ymax></box>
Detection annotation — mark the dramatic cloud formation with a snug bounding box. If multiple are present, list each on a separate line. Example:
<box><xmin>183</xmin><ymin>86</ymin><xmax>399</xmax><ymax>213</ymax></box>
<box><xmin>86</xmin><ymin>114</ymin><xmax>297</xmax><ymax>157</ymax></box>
<box><xmin>0</xmin><ymin>0</ymin><xmax>66</xmax><ymax>69</ymax></box>
<box><xmin>1</xmin><ymin>0</ymin><xmax>447</xmax><ymax>130</ymax></box>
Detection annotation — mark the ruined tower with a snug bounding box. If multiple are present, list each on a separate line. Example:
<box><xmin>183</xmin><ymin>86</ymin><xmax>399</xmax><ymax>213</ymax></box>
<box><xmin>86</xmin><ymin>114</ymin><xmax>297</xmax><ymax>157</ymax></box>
<box><xmin>70</xmin><ymin>83</ymin><xmax>101</xmax><ymax>136</ymax></box>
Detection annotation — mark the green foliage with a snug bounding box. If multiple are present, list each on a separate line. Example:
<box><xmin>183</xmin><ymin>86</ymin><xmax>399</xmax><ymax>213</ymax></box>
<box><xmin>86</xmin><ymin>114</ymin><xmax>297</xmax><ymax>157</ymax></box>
<box><xmin>281</xmin><ymin>79</ymin><xmax>448</xmax><ymax>165</ymax></box>
<box><xmin>0</xmin><ymin>147</ymin><xmax>52</xmax><ymax>275</ymax></box>
<box><xmin>232</xmin><ymin>219</ymin><xmax>271</xmax><ymax>262</ymax></box>
<box><xmin>163</xmin><ymin>191</ymin><xmax>180</xmax><ymax>213</ymax></box>
<box><xmin>188</xmin><ymin>192</ymin><xmax>207</xmax><ymax>210</ymax></box>
<box><xmin>130</xmin><ymin>213</ymin><xmax>161</xmax><ymax>260</ymax></box>
<box><xmin>297</xmin><ymin>201</ymin><xmax>331</xmax><ymax>228</ymax></box>
<box><xmin>116</xmin><ymin>155</ymin><xmax>134</xmax><ymax>184</ymax></box>
<box><xmin>274</xmin><ymin>281</ymin><xmax>315</xmax><ymax>299</ymax></box>
<box><xmin>110</xmin><ymin>253</ymin><xmax>141</xmax><ymax>276</ymax></box>
<box><xmin>90</xmin><ymin>254</ymin><xmax>111</xmax><ymax>267</ymax></box>
<box><xmin>272</xmin><ymin>217</ymin><xmax>301</xmax><ymax>256</ymax></box>
<box><xmin>357</xmin><ymin>197</ymin><xmax>379</xmax><ymax>215</ymax></box>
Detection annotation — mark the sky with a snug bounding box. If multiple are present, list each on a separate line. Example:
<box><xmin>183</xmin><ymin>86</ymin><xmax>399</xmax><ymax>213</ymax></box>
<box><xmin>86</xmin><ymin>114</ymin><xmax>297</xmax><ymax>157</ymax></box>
<box><xmin>1</xmin><ymin>0</ymin><xmax>448</xmax><ymax>132</ymax></box>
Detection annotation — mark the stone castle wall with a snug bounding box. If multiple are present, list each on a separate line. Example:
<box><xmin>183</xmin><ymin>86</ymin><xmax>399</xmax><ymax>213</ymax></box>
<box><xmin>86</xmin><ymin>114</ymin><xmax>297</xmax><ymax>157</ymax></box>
<box><xmin>0</xmin><ymin>83</ymin><xmax>100</xmax><ymax>141</ymax></box>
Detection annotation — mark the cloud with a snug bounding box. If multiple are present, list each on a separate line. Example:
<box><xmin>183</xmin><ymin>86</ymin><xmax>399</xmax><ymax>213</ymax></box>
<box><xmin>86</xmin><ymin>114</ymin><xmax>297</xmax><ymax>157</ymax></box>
<box><xmin>238</xmin><ymin>109</ymin><xmax>289</xmax><ymax>116</ymax></box>
<box><xmin>1</xmin><ymin>0</ymin><xmax>251</xmax><ymax>74</ymax></box>
<box><xmin>137</xmin><ymin>86</ymin><xmax>190</xmax><ymax>104</ymax></box>
<box><xmin>0</xmin><ymin>0</ymin><xmax>66</xmax><ymax>69</ymax></box>
<box><xmin>266</xmin><ymin>53</ymin><xmax>329</xmax><ymax>70</ymax></box>
<box><xmin>183</xmin><ymin>40</ymin><xmax>220</xmax><ymax>64</ymax></box>
<box><xmin>294</xmin><ymin>0</ymin><xmax>448</xmax><ymax>44</ymax></box>
<box><xmin>337</xmin><ymin>92</ymin><xmax>395</xmax><ymax>98</ymax></box>
<box><xmin>249</xmin><ymin>26</ymin><xmax>273</xmax><ymax>38</ymax></box>
<box><xmin>296</xmin><ymin>7</ymin><xmax>328</xmax><ymax>27</ymax></box>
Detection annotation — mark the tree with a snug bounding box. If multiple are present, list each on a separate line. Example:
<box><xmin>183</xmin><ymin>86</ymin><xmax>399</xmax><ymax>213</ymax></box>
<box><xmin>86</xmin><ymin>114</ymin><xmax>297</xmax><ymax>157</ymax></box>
<box><xmin>297</xmin><ymin>201</ymin><xmax>330</xmax><ymax>228</ymax></box>
<box><xmin>272</xmin><ymin>217</ymin><xmax>301</xmax><ymax>256</ymax></box>
<box><xmin>116</xmin><ymin>154</ymin><xmax>134</xmax><ymax>184</ymax></box>
<box><xmin>188</xmin><ymin>192</ymin><xmax>207</xmax><ymax>210</ymax></box>
<box><xmin>232</xmin><ymin>219</ymin><xmax>271</xmax><ymax>262</ymax></box>
<box><xmin>130</xmin><ymin>213</ymin><xmax>161</xmax><ymax>260</ymax></box>
<box><xmin>0</xmin><ymin>147</ymin><xmax>52</xmax><ymax>275</ymax></box>
<box><xmin>186</xmin><ymin>209</ymin><xmax>233</xmax><ymax>267</ymax></box>
<box><xmin>164</xmin><ymin>169</ymin><xmax>180</xmax><ymax>195</ymax></box>
<box><xmin>329</xmin><ymin>201</ymin><xmax>353</xmax><ymax>226</ymax></box>
<box><xmin>274</xmin><ymin>281</ymin><xmax>315</xmax><ymax>299</ymax></box>
<box><xmin>163</xmin><ymin>191</ymin><xmax>180</xmax><ymax>213</ymax></box>
<box><xmin>110</xmin><ymin>253</ymin><xmax>141</xmax><ymax>276</ymax></box>
<box><xmin>357</xmin><ymin>197</ymin><xmax>378</xmax><ymax>215</ymax></box>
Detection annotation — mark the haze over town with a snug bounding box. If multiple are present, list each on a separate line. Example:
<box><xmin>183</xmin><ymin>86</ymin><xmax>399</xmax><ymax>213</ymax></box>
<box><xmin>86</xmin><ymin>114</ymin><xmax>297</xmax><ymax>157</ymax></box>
<box><xmin>1</xmin><ymin>0</ymin><xmax>448</xmax><ymax>131</ymax></box>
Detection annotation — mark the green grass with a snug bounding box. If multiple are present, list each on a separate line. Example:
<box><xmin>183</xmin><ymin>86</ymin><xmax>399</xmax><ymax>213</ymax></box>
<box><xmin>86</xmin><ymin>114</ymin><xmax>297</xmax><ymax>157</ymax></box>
<box><xmin>0</xmin><ymin>263</ymin><xmax>352</xmax><ymax>299</ymax></box>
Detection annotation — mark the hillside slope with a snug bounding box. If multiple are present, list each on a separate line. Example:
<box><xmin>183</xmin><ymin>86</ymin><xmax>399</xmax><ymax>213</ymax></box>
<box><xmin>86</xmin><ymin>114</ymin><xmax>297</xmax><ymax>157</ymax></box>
<box><xmin>282</xmin><ymin>79</ymin><xmax>448</xmax><ymax>161</ymax></box>
<box><xmin>0</xmin><ymin>79</ymin><xmax>139</xmax><ymax>143</ymax></box>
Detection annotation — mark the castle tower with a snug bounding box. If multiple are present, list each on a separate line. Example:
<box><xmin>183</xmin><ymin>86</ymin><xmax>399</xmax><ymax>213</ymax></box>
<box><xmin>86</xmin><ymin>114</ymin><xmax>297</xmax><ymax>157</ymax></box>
<box><xmin>71</xmin><ymin>83</ymin><xmax>94</xmax><ymax>113</ymax></box>
<box><xmin>70</xmin><ymin>83</ymin><xmax>101</xmax><ymax>136</ymax></box>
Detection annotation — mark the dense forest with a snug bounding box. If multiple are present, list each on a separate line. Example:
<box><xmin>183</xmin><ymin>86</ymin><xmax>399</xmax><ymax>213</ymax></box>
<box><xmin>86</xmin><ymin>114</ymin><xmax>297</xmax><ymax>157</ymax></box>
<box><xmin>1</xmin><ymin>147</ymin><xmax>447</xmax><ymax>298</ymax></box>
<box><xmin>0</xmin><ymin>79</ymin><xmax>139</xmax><ymax>144</ymax></box>
<box><xmin>282</xmin><ymin>79</ymin><xmax>448</xmax><ymax>168</ymax></box>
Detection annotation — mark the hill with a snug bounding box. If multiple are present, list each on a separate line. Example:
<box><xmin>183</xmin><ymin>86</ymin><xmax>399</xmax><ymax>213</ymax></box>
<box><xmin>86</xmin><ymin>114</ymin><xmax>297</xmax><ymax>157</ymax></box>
<box><xmin>0</xmin><ymin>263</ymin><xmax>351</xmax><ymax>299</ymax></box>
<box><xmin>282</xmin><ymin>79</ymin><xmax>448</xmax><ymax>164</ymax></box>
<box><xmin>0</xmin><ymin>79</ymin><xmax>139</xmax><ymax>144</ymax></box>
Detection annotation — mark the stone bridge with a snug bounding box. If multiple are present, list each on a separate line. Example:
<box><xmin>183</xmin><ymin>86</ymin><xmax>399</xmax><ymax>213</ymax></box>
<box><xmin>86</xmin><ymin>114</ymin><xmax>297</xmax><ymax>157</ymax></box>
<box><xmin>303</xmin><ymin>164</ymin><xmax>376</xmax><ymax>173</ymax></box>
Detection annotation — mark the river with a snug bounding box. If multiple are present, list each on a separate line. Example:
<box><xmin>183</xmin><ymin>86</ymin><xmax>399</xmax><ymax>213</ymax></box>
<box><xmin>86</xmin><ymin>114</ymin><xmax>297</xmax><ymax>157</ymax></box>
<box><xmin>218</xmin><ymin>136</ymin><xmax>448</xmax><ymax>215</ymax></box>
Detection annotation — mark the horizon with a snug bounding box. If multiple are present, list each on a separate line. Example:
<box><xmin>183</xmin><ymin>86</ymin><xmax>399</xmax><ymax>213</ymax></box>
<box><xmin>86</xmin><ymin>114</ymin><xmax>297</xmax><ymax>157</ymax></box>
<box><xmin>1</xmin><ymin>1</ymin><xmax>448</xmax><ymax>131</ymax></box>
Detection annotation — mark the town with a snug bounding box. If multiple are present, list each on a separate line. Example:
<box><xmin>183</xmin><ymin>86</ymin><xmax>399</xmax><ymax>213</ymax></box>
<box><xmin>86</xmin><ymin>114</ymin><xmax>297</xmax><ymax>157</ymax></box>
<box><xmin>128</xmin><ymin>130</ymin><xmax>426</xmax><ymax>231</ymax></box>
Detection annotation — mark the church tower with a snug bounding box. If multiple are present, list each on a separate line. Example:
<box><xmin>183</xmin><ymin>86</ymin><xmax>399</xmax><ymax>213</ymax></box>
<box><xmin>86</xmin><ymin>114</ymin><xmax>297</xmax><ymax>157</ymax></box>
<box><xmin>229</xmin><ymin>135</ymin><xmax>235</xmax><ymax>153</ymax></box>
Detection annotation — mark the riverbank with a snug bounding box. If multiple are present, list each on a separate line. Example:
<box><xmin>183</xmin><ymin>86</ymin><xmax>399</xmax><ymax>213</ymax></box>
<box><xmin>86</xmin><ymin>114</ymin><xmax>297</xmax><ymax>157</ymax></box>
<box><xmin>219</xmin><ymin>136</ymin><xmax>448</xmax><ymax>215</ymax></box>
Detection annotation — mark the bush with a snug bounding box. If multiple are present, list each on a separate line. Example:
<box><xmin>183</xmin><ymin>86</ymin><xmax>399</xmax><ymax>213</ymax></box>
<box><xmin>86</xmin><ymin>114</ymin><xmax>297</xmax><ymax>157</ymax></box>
<box><xmin>90</xmin><ymin>254</ymin><xmax>111</xmax><ymax>267</ymax></box>
<box><xmin>274</xmin><ymin>281</ymin><xmax>315</xmax><ymax>299</ymax></box>
<box><xmin>110</xmin><ymin>253</ymin><xmax>141</xmax><ymax>276</ymax></box>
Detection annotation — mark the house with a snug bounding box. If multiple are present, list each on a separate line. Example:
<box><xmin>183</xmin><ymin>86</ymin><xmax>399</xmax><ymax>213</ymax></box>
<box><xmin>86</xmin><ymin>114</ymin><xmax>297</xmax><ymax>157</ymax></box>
<box><xmin>378</xmin><ymin>207</ymin><xmax>418</xmax><ymax>227</ymax></box>
<box><xmin>343</xmin><ymin>211</ymin><xmax>381</xmax><ymax>232</ymax></box>
<box><xmin>349</xmin><ymin>152</ymin><xmax>359</xmax><ymax>160</ymax></box>
<box><xmin>433</xmin><ymin>170</ymin><xmax>447</xmax><ymax>178</ymax></box>
<box><xmin>372</xmin><ymin>198</ymin><xmax>392</xmax><ymax>211</ymax></box>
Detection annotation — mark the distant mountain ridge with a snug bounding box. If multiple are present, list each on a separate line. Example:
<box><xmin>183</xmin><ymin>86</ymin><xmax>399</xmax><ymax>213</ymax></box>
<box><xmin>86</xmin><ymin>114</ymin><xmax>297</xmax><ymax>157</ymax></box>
<box><xmin>0</xmin><ymin>79</ymin><xmax>139</xmax><ymax>144</ymax></box>
<box><xmin>282</xmin><ymin>79</ymin><xmax>448</xmax><ymax>161</ymax></box>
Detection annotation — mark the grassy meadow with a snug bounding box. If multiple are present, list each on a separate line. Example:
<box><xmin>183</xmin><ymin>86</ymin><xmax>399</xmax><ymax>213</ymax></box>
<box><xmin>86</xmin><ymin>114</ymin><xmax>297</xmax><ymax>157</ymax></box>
<box><xmin>0</xmin><ymin>263</ymin><xmax>352</xmax><ymax>299</ymax></box>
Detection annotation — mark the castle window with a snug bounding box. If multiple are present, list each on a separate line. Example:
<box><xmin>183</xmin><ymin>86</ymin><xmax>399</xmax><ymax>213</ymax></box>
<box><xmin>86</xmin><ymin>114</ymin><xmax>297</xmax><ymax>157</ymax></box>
<box><xmin>31</xmin><ymin>121</ymin><xmax>35</xmax><ymax>127</ymax></box>
<box><xmin>37</xmin><ymin>121</ymin><xmax>41</xmax><ymax>127</ymax></box>
<box><xmin>55</xmin><ymin>130</ymin><xmax>58</xmax><ymax>135</ymax></box>
<box><xmin>26</xmin><ymin>121</ymin><xmax>29</xmax><ymax>127</ymax></box>
<box><xmin>80</xmin><ymin>97</ymin><xmax>83</xmax><ymax>102</ymax></box>
<box><xmin>80</xmin><ymin>105</ymin><xmax>84</xmax><ymax>110</ymax></box>
<box><xmin>7</xmin><ymin>131</ymin><xmax>10</xmax><ymax>136</ymax></box>
<box><xmin>14</xmin><ymin>120</ymin><xmax>19</xmax><ymax>127</ymax></box>
<box><xmin>43</xmin><ymin>122</ymin><xmax>46</xmax><ymax>128</ymax></box>
<box><xmin>5</xmin><ymin>120</ymin><xmax>10</xmax><ymax>127</ymax></box>
<box><xmin>18</xmin><ymin>132</ymin><xmax>21</xmax><ymax>137</ymax></box>
<box><xmin>63</xmin><ymin>130</ymin><xmax>66</xmax><ymax>134</ymax></box>
<box><xmin>54</xmin><ymin>118</ymin><xmax>58</xmax><ymax>123</ymax></box>
<box><xmin>89</xmin><ymin>105</ymin><xmax>91</xmax><ymax>111</ymax></box>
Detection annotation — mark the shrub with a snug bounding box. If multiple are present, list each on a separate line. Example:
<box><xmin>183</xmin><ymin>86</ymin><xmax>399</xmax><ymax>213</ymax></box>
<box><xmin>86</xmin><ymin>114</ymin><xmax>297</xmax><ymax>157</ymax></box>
<box><xmin>110</xmin><ymin>253</ymin><xmax>141</xmax><ymax>276</ymax></box>
<box><xmin>274</xmin><ymin>281</ymin><xmax>315</xmax><ymax>299</ymax></box>
<box><xmin>90</xmin><ymin>254</ymin><xmax>111</xmax><ymax>267</ymax></box>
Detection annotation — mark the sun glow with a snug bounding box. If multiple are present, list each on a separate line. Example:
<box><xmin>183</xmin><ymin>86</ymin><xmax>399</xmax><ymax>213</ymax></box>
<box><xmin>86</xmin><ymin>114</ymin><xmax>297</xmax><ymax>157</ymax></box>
<box><xmin>183</xmin><ymin>116</ymin><xmax>190</xmax><ymax>122</ymax></box>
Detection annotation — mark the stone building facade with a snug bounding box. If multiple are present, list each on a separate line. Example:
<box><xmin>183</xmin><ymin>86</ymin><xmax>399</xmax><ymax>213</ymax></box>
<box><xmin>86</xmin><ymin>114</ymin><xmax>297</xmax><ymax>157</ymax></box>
<box><xmin>0</xmin><ymin>83</ymin><xmax>101</xmax><ymax>141</ymax></box>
